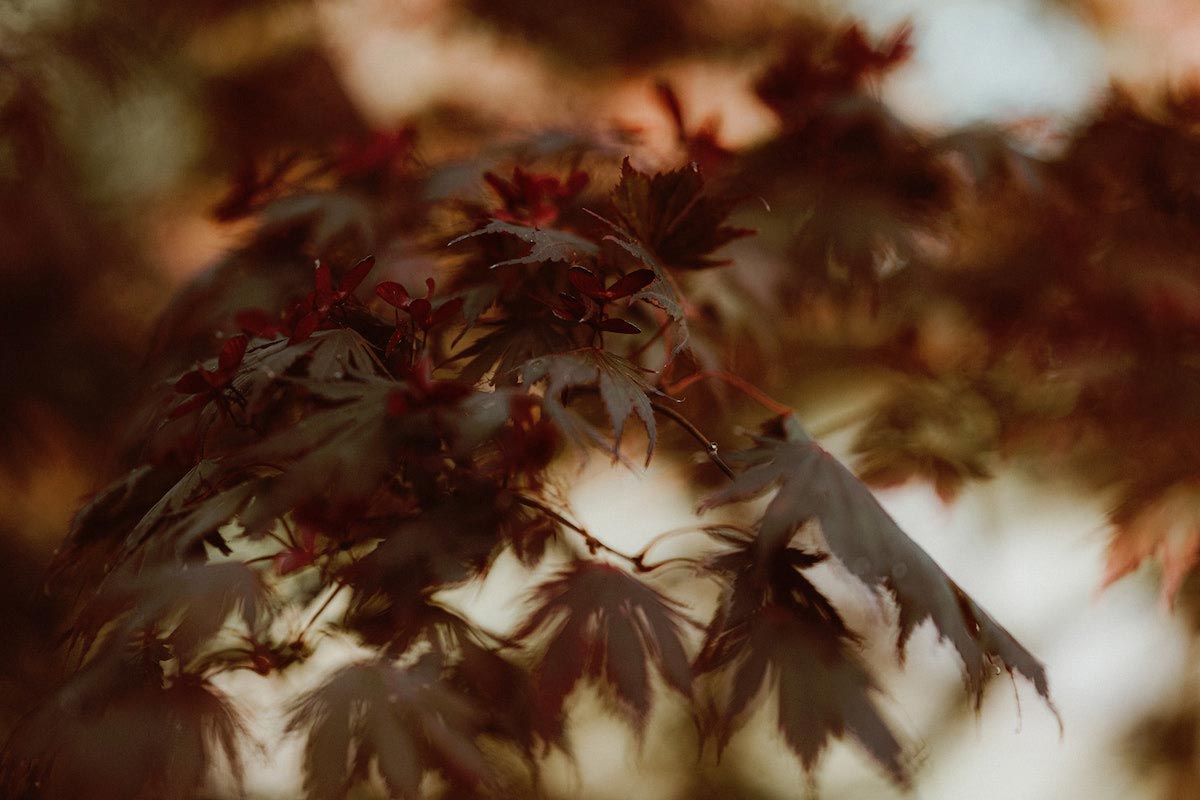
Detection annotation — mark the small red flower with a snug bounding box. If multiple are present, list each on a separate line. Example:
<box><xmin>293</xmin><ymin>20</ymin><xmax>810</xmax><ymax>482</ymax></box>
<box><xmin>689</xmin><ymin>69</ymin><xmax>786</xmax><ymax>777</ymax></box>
<box><xmin>484</xmin><ymin>167</ymin><xmax>589</xmax><ymax>226</ymax></box>
<box><xmin>170</xmin><ymin>335</ymin><xmax>249</xmax><ymax>418</ymax></box>
<box><xmin>234</xmin><ymin>256</ymin><xmax>376</xmax><ymax>343</ymax></box>
<box><xmin>375</xmin><ymin>277</ymin><xmax>464</xmax><ymax>357</ymax></box>
<box><xmin>549</xmin><ymin>266</ymin><xmax>655</xmax><ymax>336</ymax></box>
<box><xmin>289</xmin><ymin>256</ymin><xmax>377</xmax><ymax>344</ymax></box>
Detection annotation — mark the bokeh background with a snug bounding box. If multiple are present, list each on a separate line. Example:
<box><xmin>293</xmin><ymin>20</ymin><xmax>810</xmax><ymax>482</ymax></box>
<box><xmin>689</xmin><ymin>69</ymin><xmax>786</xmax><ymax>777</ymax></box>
<box><xmin>5</xmin><ymin>0</ymin><xmax>1200</xmax><ymax>797</ymax></box>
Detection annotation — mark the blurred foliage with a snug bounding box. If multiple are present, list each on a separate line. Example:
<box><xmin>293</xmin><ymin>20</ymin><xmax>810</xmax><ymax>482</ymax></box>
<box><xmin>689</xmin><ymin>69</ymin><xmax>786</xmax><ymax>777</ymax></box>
<box><xmin>5</xmin><ymin>0</ymin><xmax>1200</xmax><ymax>797</ymax></box>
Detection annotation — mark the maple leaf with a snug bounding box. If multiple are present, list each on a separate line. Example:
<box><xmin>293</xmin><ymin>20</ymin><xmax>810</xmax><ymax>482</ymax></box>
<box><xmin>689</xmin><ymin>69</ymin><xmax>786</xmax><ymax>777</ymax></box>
<box><xmin>376</xmin><ymin>276</ymin><xmax>465</xmax><ymax>357</ymax></box>
<box><xmin>300</xmin><ymin>327</ymin><xmax>390</xmax><ymax>380</ymax></box>
<box><xmin>755</xmin><ymin>22</ymin><xmax>913</xmax><ymax>124</ymax></box>
<box><xmin>449</xmin><ymin>218</ymin><xmax>599</xmax><ymax>269</ymax></box>
<box><xmin>448</xmin><ymin>391</ymin><xmax>562</xmax><ymax>486</ymax></box>
<box><xmin>852</xmin><ymin>380</ymin><xmax>998</xmax><ymax>504</ymax></box>
<box><xmin>450</xmin><ymin>317</ymin><xmax>572</xmax><ymax>388</ymax></box>
<box><xmin>187</xmin><ymin>329</ymin><xmax>390</xmax><ymax>437</ymax></box>
<box><xmin>609</xmin><ymin>157</ymin><xmax>752</xmax><ymax>270</ymax></box>
<box><xmin>236</xmin><ymin>258</ymin><xmax>379</xmax><ymax>348</ymax></box>
<box><xmin>49</xmin><ymin>464</ymin><xmax>190</xmax><ymax>591</ymax></box>
<box><xmin>259</xmin><ymin>191</ymin><xmax>375</xmax><ymax>254</ymax></box>
<box><xmin>548</xmin><ymin>265</ymin><xmax>653</xmax><ymax>338</ymax></box>
<box><xmin>341</xmin><ymin>497</ymin><xmax>503</xmax><ymax>649</ymax></box>
<box><xmin>240</xmin><ymin>328</ymin><xmax>388</xmax><ymax>386</ymax></box>
<box><xmin>334</xmin><ymin>126</ymin><xmax>417</xmax><ymax>180</ymax></box>
<box><xmin>598</xmin><ymin>231</ymin><xmax>691</xmax><ymax>357</ymax></box>
<box><xmin>446</xmin><ymin>636</ymin><xmax>538</xmax><ymax>755</ymax></box>
<box><xmin>1102</xmin><ymin>480</ymin><xmax>1200</xmax><ymax>606</ymax></box>
<box><xmin>376</xmin><ymin>277</ymin><xmax>464</xmax><ymax>331</ymax></box>
<box><xmin>124</xmin><ymin>562</ymin><xmax>270</xmax><ymax>663</ymax></box>
<box><xmin>71</xmin><ymin>561</ymin><xmax>271</xmax><ymax>670</ymax></box>
<box><xmin>695</xmin><ymin>528</ymin><xmax>906</xmax><ymax>782</ymax></box>
<box><xmin>513</xmin><ymin>560</ymin><xmax>692</xmax><ymax>744</ymax></box>
<box><xmin>118</xmin><ymin>459</ymin><xmax>255</xmax><ymax>565</ymax></box>
<box><xmin>272</xmin><ymin>525</ymin><xmax>321</xmax><ymax>576</ymax></box>
<box><xmin>653</xmin><ymin>80</ymin><xmax>735</xmax><ymax>174</ymax></box>
<box><xmin>566</xmin><ymin>265</ymin><xmax>655</xmax><ymax>303</ymax></box>
<box><xmin>2</xmin><ymin>673</ymin><xmax>248</xmax><ymax>800</ymax></box>
<box><xmin>701</xmin><ymin>414</ymin><xmax>1052</xmax><ymax>705</ymax></box>
<box><xmin>286</xmin><ymin>655</ymin><xmax>496</xmax><ymax>800</ymax></box>
<box><xmin>518</xmin><ymin>348</ymin><xmax>663</xmax><ymax>461</ymax></box>
<box><xmin>228</xmin><ymin>377</ymin><xmax>397</xmax><ymax>533</ymax></box>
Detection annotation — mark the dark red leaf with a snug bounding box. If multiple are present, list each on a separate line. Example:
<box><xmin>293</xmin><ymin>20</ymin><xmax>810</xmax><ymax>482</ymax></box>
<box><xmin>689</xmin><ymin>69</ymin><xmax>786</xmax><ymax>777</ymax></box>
<box><xmin>699</xmin><ymin>600</ymin><xmax>907</xmax><ymax>784</ymax></box>
<box><xmin>519</xmin><ymin>349</ymin><xmax>662</xmax><ymax>461</ymax></box>
<box><xmin>174</xmin><ymin>369</ymin><xmax>214</xmax><ymax>395</ymax></box>
<box><xmin>407</xmin><ymin>298</ymin><xmax>432</xmax><ymax>325</ymax></box>
<box><xmin>484</xmin><ymin>166</ymin><xmax>589</xmax><ymax>226</ymax></box>
<box><xmin>2</xmin><ymin>673</ymin><xmax>248</xmax><ymax>800</ymax></box>
<box><xmin>338</xmin><ymin>255</ymin><xmax>376</xmax><ymax>293</ymax></box>
<box><xmin>217</xmin><ymin>334</ymin><xmax>249</xmax><ymax>373</ymax></box>
<box><xmin>428</xmin><ymin>296</ymin><xmax>464</xmax><ymax>327</ymax></box>
<box><xmin>598</xmin><ymin>317</ymin><xmax>642</xmax><ymax>335</ymax></box>
<box><xmin>609</xmin><ymin>157</ymin><xmax>753</xmax><ymax>270</ymax></box>
<box><xmin>290</xmin><ymin>311</ymin><xmax>322</xmax><ymax>344</ymax></box>
<box><xmin>514</xmin><ymin>560</ymin><xmax>693</xmax><ymax>743</ymax></box>
<box><xmin>274</xmin><ymin>528</ymin><xmax>320</xmax><ymax>576</ymax></box>
<box><xmin>235</xmin><ymin>308</ymin><xmax>287</xmax><ymax>339</ymax></box>
<box><xmin>567</xmin><ymin>266</ymin><xmax>606</xmax><ymax>298</ymax></box>
<box><xmin>695</xmin><ymin>529</ymin><xmax>905</xmax><ymax>781</ymax></box>
<box><xmin>605</xmin><ymin>268</ymin><xmax>656</xmax><ymax>299</ymax></box>
<box><xmin>597</xmin><ymin>233</ymin><xmax>691</xmax><ymax>357</ymax></box>
<box><xmin>286</xmin><ymin>656</ymin><xmax>496</xmax><ymax>800</ymax></box>
<box><xmin>376</xmin><ymin>280</ymin><xmax>413</xmax><ymax>309</ymax></box>
<box><xmin>701</xmin><ymin>414</ymin><xmax>1053</xmax><ymax>707</ymax></box>
<box><xmin>313</xmin><ymin>261</ymin><xmax>332</xmax><ymax>295</ymax></box>
<box><xmin>117</xmin><ymin>460</ymin><xmax>256</xmax><ymax>565</ymax></box>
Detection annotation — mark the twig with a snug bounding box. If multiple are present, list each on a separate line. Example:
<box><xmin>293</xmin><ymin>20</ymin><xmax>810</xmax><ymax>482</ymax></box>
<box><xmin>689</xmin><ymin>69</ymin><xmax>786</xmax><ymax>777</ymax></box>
<box><xmin>650</xmin><ymin>401</ymin><xmax>736</xmax><ymax>479</ymax></box>
<box><xmin>295</xmin><ymin>583</ymin><xmax>346</xmax><ymax>643</ymax></box>
<box><xmin>664</xmin><ymin>369</ymin><xmax>793</xmax><ymax>416</ymax></box>
<box><xmin>514</xmin><ymin>493</ymin><xmax>703</xmax><ymax>574</ymax></box>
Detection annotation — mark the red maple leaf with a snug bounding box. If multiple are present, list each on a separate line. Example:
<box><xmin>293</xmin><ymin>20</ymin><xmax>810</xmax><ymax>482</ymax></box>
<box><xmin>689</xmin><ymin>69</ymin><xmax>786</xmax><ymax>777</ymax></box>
<box><xmin>513</xmin><ymin>560</ymin><xmax>693</xmax><ymax>744</ymax></box>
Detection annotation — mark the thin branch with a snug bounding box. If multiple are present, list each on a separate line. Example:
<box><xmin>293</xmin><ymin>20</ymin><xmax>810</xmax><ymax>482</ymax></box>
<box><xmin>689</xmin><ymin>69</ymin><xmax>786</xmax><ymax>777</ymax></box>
<box><xmin>512</xmin><ymin>494</ymin><xmax>588</xmax><ymax>535</ymax></box>
<box><xmin>295</xmin><ymin>583</ymin><xmax>347</xmax><ymax>644</ymax></box>
<box><xmin>514</xmin><ymin>493</ymin><xmax>694</xmax><ymax>574</ymax></box>
<box><xmin>650</xmin><ymin>401</ymin><xmax>736</xmax><ymax>479</ymax></box>
<box><xmin>664</xmin><ymin>369</ymin><xmax>793</xmax><ymax>416</ymax></box>
<box><xmin>632</xmin><ymin>526</ymin><xmax>711</xmax><ymax>562</ymax></box>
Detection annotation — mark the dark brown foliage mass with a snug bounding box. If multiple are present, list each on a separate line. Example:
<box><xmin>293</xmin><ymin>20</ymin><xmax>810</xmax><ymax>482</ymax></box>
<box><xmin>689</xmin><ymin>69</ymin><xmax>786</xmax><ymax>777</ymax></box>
<box><xmin>9</xmin><ymin>4</ymin><xmax>1200</xmax><ymax>799</ymax></box>
<box><xmin>0</xmin><ymin>144</ymin><xmax>1054</xmax><ymax>797</ymax></box>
